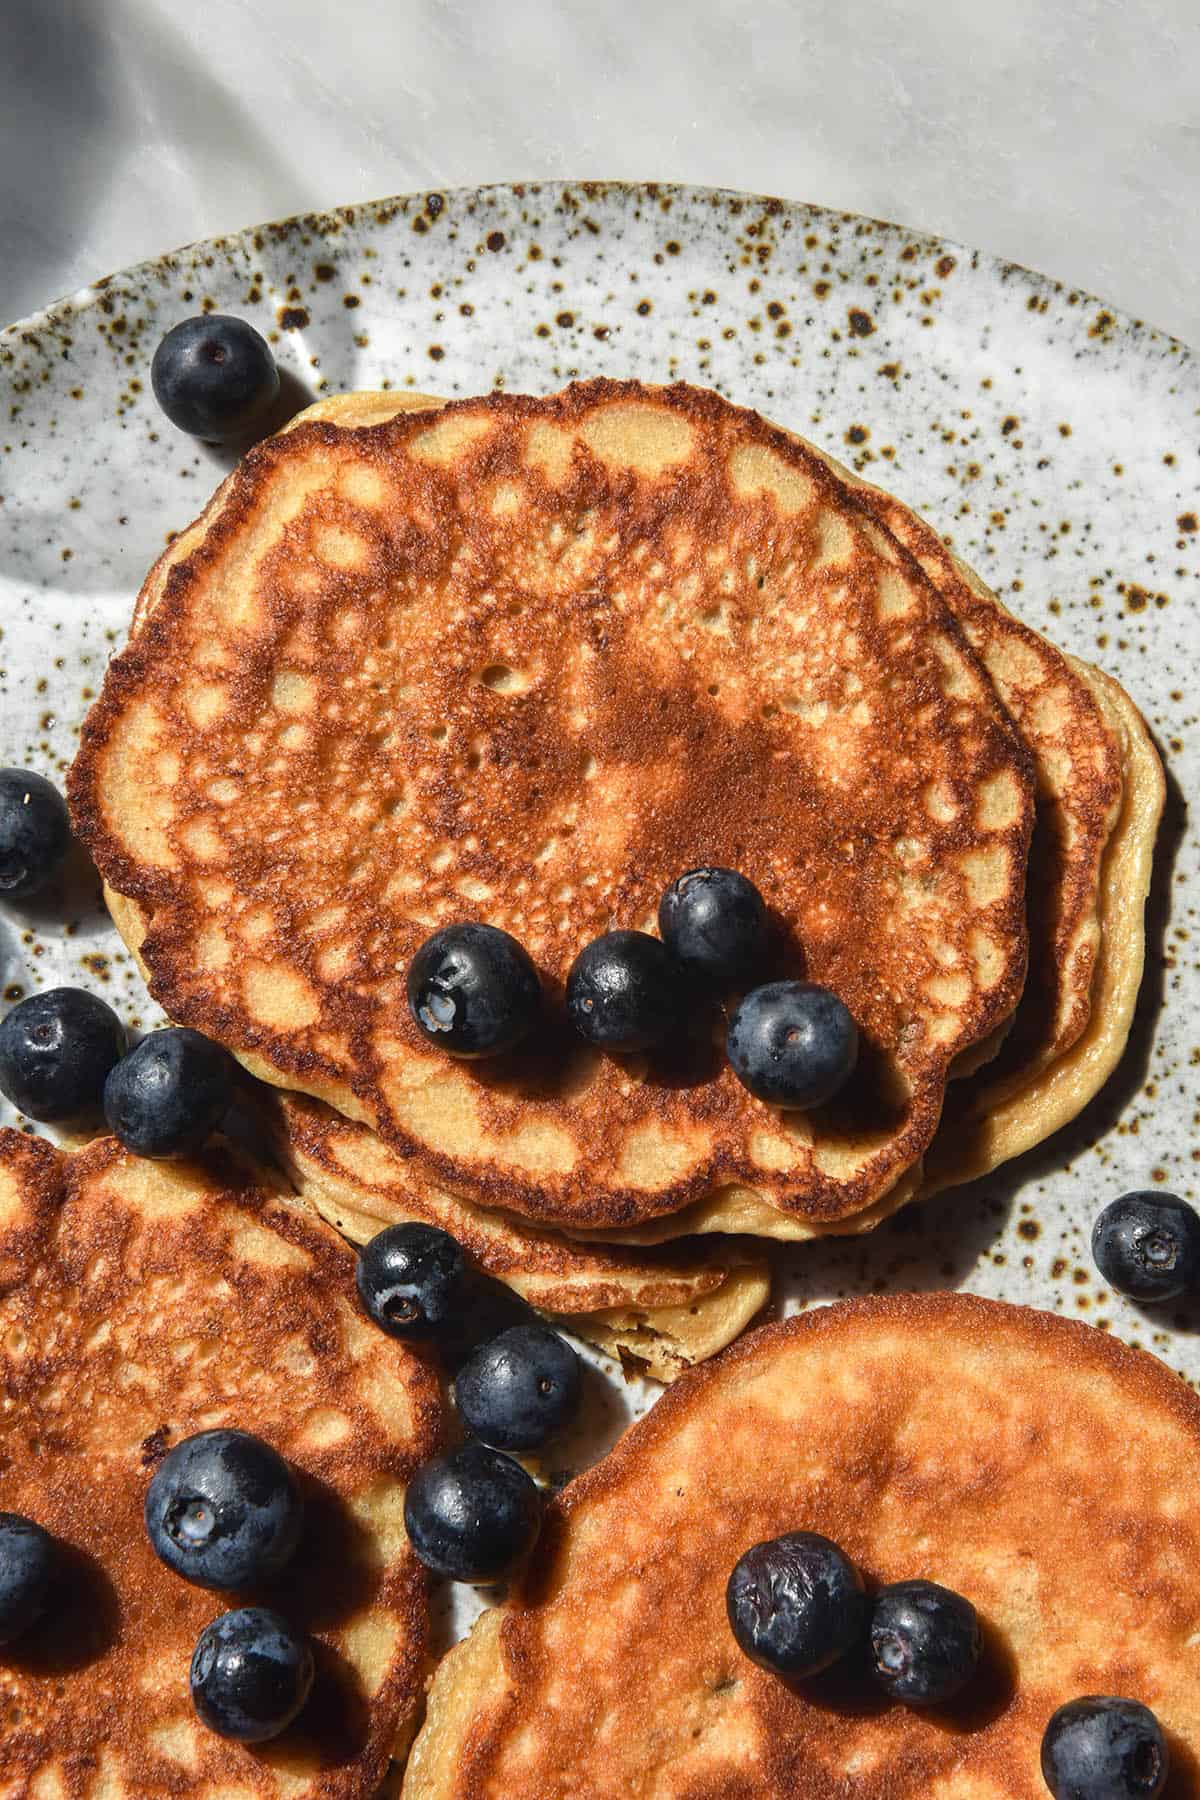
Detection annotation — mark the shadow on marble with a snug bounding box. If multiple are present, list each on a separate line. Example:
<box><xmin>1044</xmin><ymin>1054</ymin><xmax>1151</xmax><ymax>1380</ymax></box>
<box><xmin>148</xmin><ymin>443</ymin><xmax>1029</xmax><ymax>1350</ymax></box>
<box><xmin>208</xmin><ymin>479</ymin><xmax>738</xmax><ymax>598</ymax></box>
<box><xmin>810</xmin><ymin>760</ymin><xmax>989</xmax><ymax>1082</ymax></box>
<box><xmin>0</xmin><ymin>0</ymin><xmax>119</xmax><ymax>328</ymax></box>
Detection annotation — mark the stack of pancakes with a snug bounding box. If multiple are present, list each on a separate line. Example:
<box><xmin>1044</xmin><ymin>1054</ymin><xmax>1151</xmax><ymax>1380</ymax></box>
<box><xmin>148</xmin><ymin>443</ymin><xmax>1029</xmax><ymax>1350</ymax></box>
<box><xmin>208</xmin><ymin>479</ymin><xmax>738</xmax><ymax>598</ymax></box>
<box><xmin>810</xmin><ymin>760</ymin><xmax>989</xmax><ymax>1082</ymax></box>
<box><xmin>68</xmin><ymin>381</ymin><xmax>1163</xmax><ymax>1373</ymax></box>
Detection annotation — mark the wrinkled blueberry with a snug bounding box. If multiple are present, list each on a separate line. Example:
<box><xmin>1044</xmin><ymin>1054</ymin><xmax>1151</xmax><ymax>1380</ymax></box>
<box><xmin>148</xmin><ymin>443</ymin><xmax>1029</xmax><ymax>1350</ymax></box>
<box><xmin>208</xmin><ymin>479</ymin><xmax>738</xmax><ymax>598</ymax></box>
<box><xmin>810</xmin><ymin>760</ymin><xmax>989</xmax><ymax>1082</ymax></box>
<box><xmin>152</xmin><ymin>315</ymin><xmax>279</xmax><ymax>442</ymax></box>
<box><xmin>0</xmin><ymin>987</ymin><xmax>126</xmax><ymax>1121</ymax></box>
<box><xmin>726</xmin><ymin>1531</ymin><xmax>866</xmax><ymax>1678</ymax></box>
<box><xmin>408</xmin><ymin>924</ymin><xmax>541</xmax><ymax>1057</ymax></box>
<box><xmin>658</xmin><ymin>866</ymin><xmax>768</xmax><ymax>984</ymax></box>
<box><xmin>1041</xmin><ymin>1695</ymin><xmax>1169</xmax><ymax>1799</ymax></box>
<box><xmin>868</xmin><ymin>1579</ymin><xmax>981</xmax><ymax>1705</ymax></box>
<box><xmin>0</xmin><ymin>770</ymin><xmax>70</xmax><ymax>899</ymax></box>
<box><xmin>726</xmin><ymin>981</ymin><xmax>858</xmax><ymax>1109</ymax></box>
<box><xmin>356</xmin><ymin>1223</ymin><xmax>470</xmax><ymax>1342</ymax></box>
<box><xmin>566</xmin><ymin>930</ymin><xmax>684</xmax><ymax>1053</ymax></box>
<box><xmin>1091</xmin><ymin>1191</ymin><xmax>1200</xmax><ymax>1303</ymax></box>
<box><xmin>145</xmin><ymin>1429</ymin><xmax>303</xmax><ymax>1591</ymax></box>
<box><xmin>455</xmin><ymin>1324</ymin><xmax>581</xmax><ymax>1450</ymax></box>
<box><xmin>404</xmin><ymin>1442</ymin><xmax>542</xmax><ymax>1583</ymax></box>
<box><xmin>103</xmin><ymin>1027</ymin><xmax>236</xmax><ymax>1157</ymax></box>
<box><xmin>190</xmin><ymin>1606</ymin><xmax>313</xmax><ymax>1742</ymax></box>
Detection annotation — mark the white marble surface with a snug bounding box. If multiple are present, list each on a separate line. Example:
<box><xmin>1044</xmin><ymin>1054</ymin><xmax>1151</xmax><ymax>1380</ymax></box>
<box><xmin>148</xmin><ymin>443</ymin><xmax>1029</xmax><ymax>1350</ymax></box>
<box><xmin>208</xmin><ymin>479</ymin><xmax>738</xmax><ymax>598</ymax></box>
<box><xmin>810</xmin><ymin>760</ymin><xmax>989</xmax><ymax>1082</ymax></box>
<box><xmin>3</xmin><ymin>0</ymin><xmax>1198</xmax><ymax>342</ymax></box>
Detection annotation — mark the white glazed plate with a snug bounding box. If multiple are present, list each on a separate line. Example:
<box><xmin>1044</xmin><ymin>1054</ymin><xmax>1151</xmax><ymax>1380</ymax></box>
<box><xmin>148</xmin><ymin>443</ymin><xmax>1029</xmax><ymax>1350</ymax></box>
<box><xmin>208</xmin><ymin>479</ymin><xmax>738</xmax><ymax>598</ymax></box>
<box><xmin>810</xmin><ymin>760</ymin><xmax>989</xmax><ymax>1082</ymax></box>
<box><xmin>1</xmin><ymin>181</ymin><xmax>1196</xmax><ymax>1442</ymax></box>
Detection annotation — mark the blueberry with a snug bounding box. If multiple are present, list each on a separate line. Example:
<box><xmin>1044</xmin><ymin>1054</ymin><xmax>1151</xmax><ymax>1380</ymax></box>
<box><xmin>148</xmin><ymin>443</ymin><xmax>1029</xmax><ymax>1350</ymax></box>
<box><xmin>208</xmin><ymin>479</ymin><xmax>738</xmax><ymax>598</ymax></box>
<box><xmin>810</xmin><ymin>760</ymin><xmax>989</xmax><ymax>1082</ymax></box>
<box><xmin>190</xmin><ymin>1606</ymin><xmax>313</xmax><ymax>1743</ymax></box>
<box><xmin>0</xmin><ymin>1513</ymin><xmax>55</xmax><ymax>1644</ymax></box>
<box><xmin>356</xmin><ymin>1223</ymin><xmax>470</xmax><ymax>1342</ymax></box>
<box><xmin>407</xmin><ymin>924</ymin><xmax>541</xmax><ymax>1058</ymax></box>
<box><xmin>145</xmin><ymin>1429</ymin><xmax>302</xmax><ymax>1591</ymax></box>
<box><xmin>868</xmin><ymin>1579</ymin><xmax>981</xmax><ymax>1705</ymax></box>
<box><xmin>726</xmin><ymin>1531</ymin><xmax>866</xmax><ymax>1679</ymax></box>
<box><xmin>454</xmin><ymin>1324</ymin><xmax>582</xmax><ymax>1451</ymax></box>
<box><xmin>1091</xmin><ymin>1191</ymin><xmax>1200</xmax><ymax>1303</ymax></box>
<box><xmin>403</xmin><ymin>1442</ymin><xmax>542</xmax><ymax>1583</ymax></box>
<box><xmin>0</xmin><ymin>770</ymin><xmax>70</xmax><ymax>900</ymax></box>
<box><xmin>658</xmin><ymin>867</ymin><xmax>768</xmax><ymax>985</ymax></box>
<box><xmin>0</xmin><ymin>987</ymin><xmax>126</xmax><ymax>1122</ymax></box>
<box><xmin>1041</xmin><ymin>1696</ymin><xmax>1169</xmax><ymax>1799</ymax></box>
<box><xmin>103</xmin><ymin>1027</ymin><xmax>236</xmax><ymax>1157</ymax></box>
<box><xmin>566</xmin><ymin>930</ymin><xmax>684</xmax><ymax>1053</ymax></box>
<box><xmin>151</xmin><ymin>315</ymin><xmax>280</xmax><ymax>443</ymax></box>
<box><xmin>726</xmin><ymin>980</ymin><xmax>858</xmax><ymax>1109</ymax></box>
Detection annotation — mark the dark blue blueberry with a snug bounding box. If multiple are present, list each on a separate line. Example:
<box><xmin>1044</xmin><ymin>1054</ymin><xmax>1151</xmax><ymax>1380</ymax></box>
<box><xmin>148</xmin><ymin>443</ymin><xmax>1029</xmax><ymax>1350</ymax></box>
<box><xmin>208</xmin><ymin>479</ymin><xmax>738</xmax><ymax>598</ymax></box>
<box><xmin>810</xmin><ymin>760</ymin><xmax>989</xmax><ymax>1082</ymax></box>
<box><xmin>190</xmin><ymin>1606</ymin><xmax>313</xmax><ymax>1743</ymax></box>
<box><xmin>356</xmin><ymin>1223</ymin><xmax>469</xmax><ymax>1342</ymax></box>
<box><xmin>1041</xmin><ymin>1696</ymin><xmax>1169</xmax><ymax>1799</ymax></box>
<box><xmin>0</xmin><ymin>770</ymin><xmax>70</xmax><ymax>900</ymax></box>
<box><xmin>726</xmin><ymin>981</ymin><xmax>858</xmax><ymax>1109</ymax></box>
<box><xmin>0</xmin><ymin>1513</ymin><xmax>55</xmax><ymax>1644</ymax></box>
<box><xmin>726</xmin><ymin>1531</ymin><xmax>866</xmax><ymax>1678</ymax></box>
<box><xmin>454</xmin><ymin>1324</ymin><xmax>581</xmax><ymax>1451</ymax></box>
<box><xmin>103</xmin><ymin>1027</ymin><xmax>236</xmax><ymax>1158</ymax></box>
<box><xmin>145</xmin><ymin>1429</ymin><xmax>302</xmax><ymax>1591</ymax></box>
<box><xmin>658</xmin><ymin>867</ymin><xmax>768</xmax><ymax>985</ymax></box>
<box><xmin>151</xmin><ymin>316</ymin><xmax>279</xmax><ymax>443</ymax></box>
<box><xmin>868</xmin><ymin>1579</ymin><xmax>981</xmax><ymax>1705</ymax></box>
<box><xmin>407</xmin><ymin>923</ymin><xmax>541</xmax><ymax>1058</ymax></box>
<box><xmin>0</xmin><ymin>987</ymin><xmax>126</xmax><ymax>1122</ymax></box>
<box><xmin>403</xmin><ymin>1442</ymin><xmax>542</xmax><ymax>1583</ymax></box>
<box><xmin>1091</xmin><ymin>1191</ymin><xmax>1200</xmax><ymax>1303</ymax></box>
<box><xmin>566</xmin><ymin>930</ymin><xmax>684</xmax><ymax>1053</ymax></box>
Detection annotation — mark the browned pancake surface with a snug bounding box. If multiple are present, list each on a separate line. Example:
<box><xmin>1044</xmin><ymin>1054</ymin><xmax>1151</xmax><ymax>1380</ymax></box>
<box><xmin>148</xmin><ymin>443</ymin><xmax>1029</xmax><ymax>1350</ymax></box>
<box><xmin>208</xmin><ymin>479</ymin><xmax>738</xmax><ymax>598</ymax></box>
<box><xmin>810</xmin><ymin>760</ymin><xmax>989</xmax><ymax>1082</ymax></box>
<box><xmin>69</xmin><ymin>382</ymin><xmax>1034</xmax><ymax>1229</ymax></box>
<box><xmin>404</xmin><ymin>1294</ymin><xmax>1200</xmax><ymax>1798</ymax></box>
<box><xmin>0</xmin><ymin>1130</ymin><xmax>442</xmax><ymax>1798</ymax></box>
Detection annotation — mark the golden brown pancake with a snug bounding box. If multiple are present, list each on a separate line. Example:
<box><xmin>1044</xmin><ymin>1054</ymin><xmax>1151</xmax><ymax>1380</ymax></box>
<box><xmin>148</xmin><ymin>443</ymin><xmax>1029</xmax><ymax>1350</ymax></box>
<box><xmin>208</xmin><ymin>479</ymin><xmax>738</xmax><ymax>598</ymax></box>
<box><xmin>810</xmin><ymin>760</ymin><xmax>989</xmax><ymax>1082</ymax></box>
<box><xmin>403</xmin><ymin>1294</ymin><xmax>1200</xmax><ymax>1798</ymax></box>
<box><xmin>266</xmin><ymin>1089</ymin><xmax>770</xmax><ymax>1383</ymax></box>
<box><xmin>131</xmin><ymin>400</ymin><xmax>1131</xmax><ymax>1123</ymax></box>
<box><xmin>0</xmin><ymin>1128</ymin><xmax>442</xmax><ymax>1797</ymax></box>
<box><xmin>69</xmin><ymin>381</ymin><xmax>1036</xmax><ymax>1236</ymax></box>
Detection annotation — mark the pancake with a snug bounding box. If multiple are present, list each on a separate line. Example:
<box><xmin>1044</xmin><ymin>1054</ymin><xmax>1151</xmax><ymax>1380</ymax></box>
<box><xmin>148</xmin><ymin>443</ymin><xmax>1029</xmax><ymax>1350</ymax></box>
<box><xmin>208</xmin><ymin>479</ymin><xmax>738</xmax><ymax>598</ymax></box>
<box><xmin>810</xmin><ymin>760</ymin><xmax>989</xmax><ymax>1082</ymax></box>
<box><xmin>265</xmin><ymin>1088</ymin><xmax>770</xmax><ymax>1383</ymax></box>
<box><xmin>402</xmin><ymin>1293</ymin><xmax>1200</xmax><ymax>1798</ymax></box>
<box><xmin>0</xmin><ymin>1127</ymin><xmax>443</xmax><ymax>1798</ymax></box>
<box><xmin>69</xmin><ymin>380</ymin><xmax>1036</xmax><ymax>1237</ymax></box>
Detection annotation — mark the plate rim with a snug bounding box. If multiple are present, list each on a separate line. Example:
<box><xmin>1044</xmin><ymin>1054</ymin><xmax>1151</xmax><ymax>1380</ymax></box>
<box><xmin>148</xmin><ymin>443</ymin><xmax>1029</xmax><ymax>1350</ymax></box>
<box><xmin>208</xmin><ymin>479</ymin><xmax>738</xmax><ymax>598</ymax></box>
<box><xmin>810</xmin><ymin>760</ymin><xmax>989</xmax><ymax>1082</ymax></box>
<box><xmin>2</xmin><ymin>178</ymin><xmax>1194</xmax><ymax>363</ymax></box>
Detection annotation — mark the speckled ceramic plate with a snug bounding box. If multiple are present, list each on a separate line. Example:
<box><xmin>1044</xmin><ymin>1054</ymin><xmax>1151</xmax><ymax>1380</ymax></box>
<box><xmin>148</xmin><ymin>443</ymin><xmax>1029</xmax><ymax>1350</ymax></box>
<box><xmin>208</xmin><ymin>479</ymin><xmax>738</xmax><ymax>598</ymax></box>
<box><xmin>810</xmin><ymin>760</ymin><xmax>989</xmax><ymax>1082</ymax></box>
<box><xmin>0</xmin><ymin>184</ymin><xmax>1196</xmax><ymax>1460</ymax></box>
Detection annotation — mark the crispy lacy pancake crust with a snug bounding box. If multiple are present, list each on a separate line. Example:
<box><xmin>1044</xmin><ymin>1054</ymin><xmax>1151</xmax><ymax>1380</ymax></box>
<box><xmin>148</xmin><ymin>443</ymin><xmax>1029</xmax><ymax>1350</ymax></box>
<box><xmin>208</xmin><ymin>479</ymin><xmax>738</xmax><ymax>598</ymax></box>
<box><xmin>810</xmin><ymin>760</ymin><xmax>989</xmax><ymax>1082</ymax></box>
<box><xmin>925</xmin><ymin>663</ymin><xmax>1164</xmax><ymax>1191</ymax></box>
<box><xmin>70</xmin><ymin>381</ymin><xmax>1035</xmax><ymax>1233</ymax></box>
<box><xmin>0</xmin><ymin>1129</ymin><xmax>442</xmax><ymax>1799</ymax></box>
<box><xmin>267</xmin><ymin>1091</ymin><xmax>768</xmax><ymax>1383</ymax></box>
<box><xmin>402</xmin><ymin>1294</ymin><xmax>1200</xmax><ymax>1799</ymax></box>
